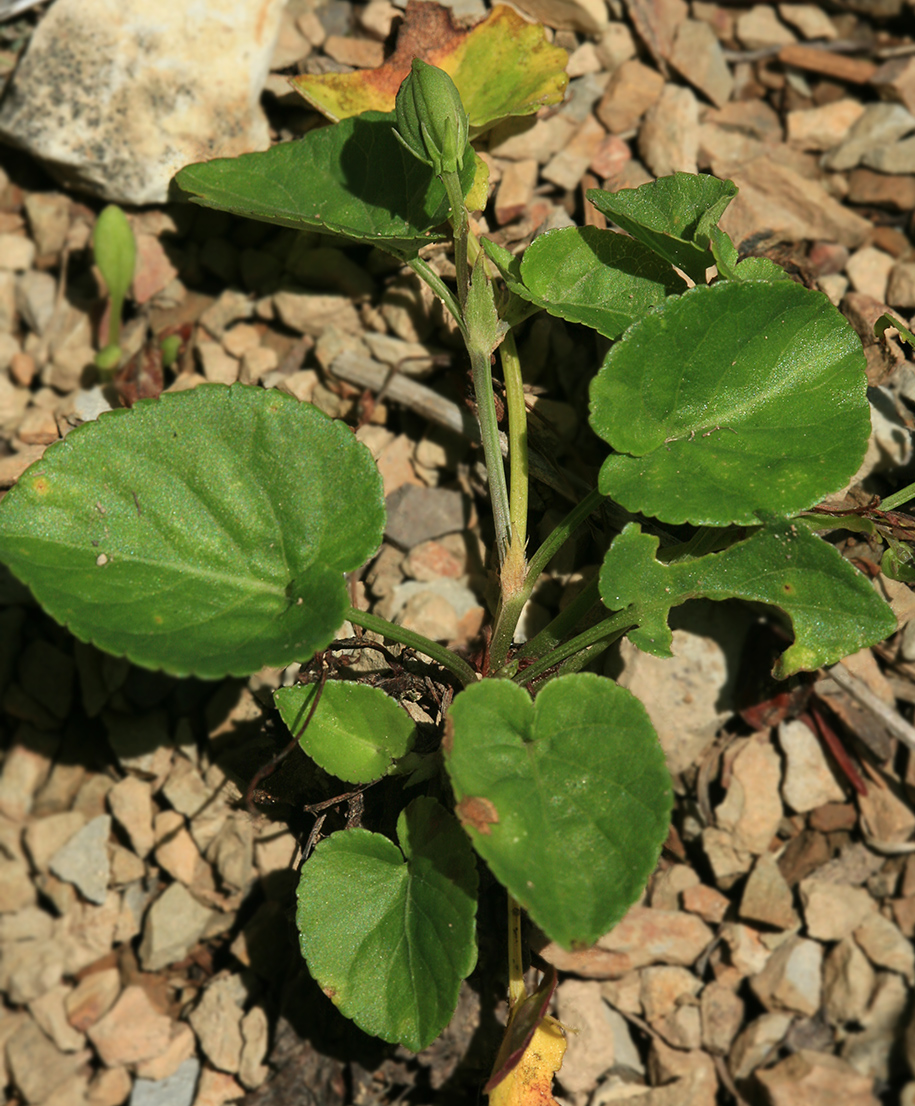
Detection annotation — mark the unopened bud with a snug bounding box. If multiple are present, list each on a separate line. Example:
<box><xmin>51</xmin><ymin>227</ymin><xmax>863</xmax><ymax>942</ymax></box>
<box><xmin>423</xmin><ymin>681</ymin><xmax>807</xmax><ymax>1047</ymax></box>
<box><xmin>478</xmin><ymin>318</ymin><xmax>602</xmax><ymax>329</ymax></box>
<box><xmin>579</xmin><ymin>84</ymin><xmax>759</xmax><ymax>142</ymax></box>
<box><xmin>394</xmin><ymin>59</ymin><xmax>469</xmax><ymax>177</ymax></box>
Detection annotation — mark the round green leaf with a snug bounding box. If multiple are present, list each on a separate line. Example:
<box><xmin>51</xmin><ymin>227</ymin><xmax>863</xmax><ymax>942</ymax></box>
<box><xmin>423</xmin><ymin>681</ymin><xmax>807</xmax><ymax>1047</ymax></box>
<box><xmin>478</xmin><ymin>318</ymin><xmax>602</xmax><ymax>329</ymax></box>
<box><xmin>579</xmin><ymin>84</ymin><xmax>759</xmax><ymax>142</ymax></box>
<box><xmin>590</xmin><ymin>280</ymin><xmax>871</xmax><ymax>526</ymax></box>
<box><xmin>296</xmin><ymin>796</ymin><xmax>478</xmax><ymax>1051</ymax></box>
<box><xmin>518</xmin><ymin>227</ymin><xmax>686</xmax><ymax>340</ymax></box>
<box><xmin>444</xmin><ymin>674</ymin><xmax>672</xmax><ymax>950</ymax></box>
<box><xmin>275</xmin><ymin>681</ymin><xmax>415</xmax><ymax>784</ymax></box>
<box><xmin>0</xmin><ymin>384</ymin><xmax>384</xmax><ymax>679</ymax></box>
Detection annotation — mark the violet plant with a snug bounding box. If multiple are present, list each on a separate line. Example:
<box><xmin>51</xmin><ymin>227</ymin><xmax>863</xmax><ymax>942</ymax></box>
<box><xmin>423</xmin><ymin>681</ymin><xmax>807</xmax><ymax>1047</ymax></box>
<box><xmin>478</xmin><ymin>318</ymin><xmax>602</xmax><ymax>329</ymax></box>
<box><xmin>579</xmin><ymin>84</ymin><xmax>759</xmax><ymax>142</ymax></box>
<box><xmin>0</xmin><ymin>54</ymin><xmax>900</xmax><ymax>1081</ymax></box>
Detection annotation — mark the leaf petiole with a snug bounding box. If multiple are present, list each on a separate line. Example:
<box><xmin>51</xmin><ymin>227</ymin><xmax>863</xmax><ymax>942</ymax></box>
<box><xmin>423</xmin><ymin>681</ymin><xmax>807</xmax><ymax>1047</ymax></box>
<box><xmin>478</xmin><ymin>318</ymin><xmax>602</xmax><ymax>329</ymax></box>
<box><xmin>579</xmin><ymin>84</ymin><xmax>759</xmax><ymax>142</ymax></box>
<box><xmin>514</xmin><ymin>608</ymin><xmax>636</xmax><ymax>687</ymax></box>
<box><xmin>344</xmin><ymin>607</ymin><xmax>478</xmax><ymax>687</ymax></box>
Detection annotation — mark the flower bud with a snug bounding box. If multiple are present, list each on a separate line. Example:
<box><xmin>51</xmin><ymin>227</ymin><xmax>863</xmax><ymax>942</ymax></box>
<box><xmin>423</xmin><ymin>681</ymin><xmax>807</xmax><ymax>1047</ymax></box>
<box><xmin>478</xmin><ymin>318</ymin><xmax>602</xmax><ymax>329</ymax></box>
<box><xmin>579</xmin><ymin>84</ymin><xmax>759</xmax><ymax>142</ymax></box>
<box><xmin>394</xmin><ymin>59</ymin><xmax>469</xmax><ymax>177</ymax></box>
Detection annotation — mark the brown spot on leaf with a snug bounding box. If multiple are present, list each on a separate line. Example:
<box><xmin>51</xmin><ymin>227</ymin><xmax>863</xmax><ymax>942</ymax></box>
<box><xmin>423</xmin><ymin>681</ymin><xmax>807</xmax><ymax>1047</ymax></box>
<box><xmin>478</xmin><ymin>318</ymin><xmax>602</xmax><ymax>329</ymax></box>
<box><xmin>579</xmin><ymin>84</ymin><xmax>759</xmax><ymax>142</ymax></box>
<box><xmin>456</xmin><ymin>795</ymin><xmax>499</xmax><ymax>835</ymax></box>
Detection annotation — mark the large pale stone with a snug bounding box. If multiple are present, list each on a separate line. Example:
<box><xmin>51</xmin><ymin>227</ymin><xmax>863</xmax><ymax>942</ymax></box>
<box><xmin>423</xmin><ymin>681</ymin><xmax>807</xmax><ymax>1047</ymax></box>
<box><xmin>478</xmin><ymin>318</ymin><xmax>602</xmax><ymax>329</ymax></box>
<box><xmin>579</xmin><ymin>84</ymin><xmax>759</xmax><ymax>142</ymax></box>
<box><xmin>786</xmin><ymin>99</ymin><xmax>865</xmax><ymax>151</ymax></box>
<box><xmin>779</xmin><ymin>719</ymin><xmax>845</xmax><ymax>813</ymax></box>
<box><xmin>555</xmin><ymin>979</ymin><xmax>617</xmax><ymax>1093</ymax></box>
<box><xmin>538</xmin><ymin>907</ymin><xmax>712</xmax><ymax>977</ymax></box>
<box><xmin>755</xmin><ymin>1049</ymin><xmax>880</xmax><ymax>1106</ymax></box>
<box><xmin>615</xmin><ymin>602</ymin><xmax>751</xmax><ymax>777</ymax></box>
<box><xmin>509</xmin><ymin>0</ymin><xmax>607</xmax><ymax>32</ymax></box>
<box><xmin>638</xmin><ymin>84</ymin><xmax>700</xmax><ymax>178</ymax></box>
<box><xmin>799</xmin><ymin>877</ymin><xmax>876</xmax><ymax>942</ymax></box>
<box><xmin>700</xmin><ymin>981</ymin><xmax>745</xmax><ymax>1055</ymax></box>
<box><xmin>48</xmin><ymin>815</ymin><xmax>111</xmax><ymax>904</ymax></box>
<box><xmin>0</xmin><ymin>0</ymin><xmax>284</xmax><ymax>204</ymax></box>
<box><xmin>669</xmin><ymin>20</ymin><xmax>733</xmax><ymax>108</ymax></box>
<box><xmin>188</xmin><ymin>976</ymin><xmax>244</xmax><ymax>1074</ymax></box>
<box><xmin>138</xmin><ymin>882</ymin><xmax>213</xmax><ymax>971</ymax></box>
<box><xmin>728</xmin><ymin>1012</ymin><xmax>793</xmax><ymax>1080</ymax></box>
<box><xmin>823</xmin><ymin>938</ymin><xmax>876</xmax><ymax>1026</ymax></box>
<box><xmin>719</xmin><ymin>155</ymin><xmax>872</xmax><ymax>249</ymax></box>
<box><xmin>750</xmin><ymin>936</ymin><xmax>822</xmax><ymax>1017</ymax></box>
<box><xmin>107</xmin><ymin>776</ymin><xmax>155</xmax><ymax>858</ymax></box>
<box><xmin>87</xmin><ymin>985</ymin><xmax>172</xmax><ymax>1066</ymax></box>
<box><xmin>640</xmin><ymin>966</ymin><xmax>701</xmax><ymax>1022</ymax></box>
<box><xmin>854</xmin><ymin>912</ymin><xmax>915</xmax><ymax>981</ymax></box>
<box><xmin>739</xmin><ymin>853</ymin><xmax>799</xmax><ymax>930</ymax></box>
<box><xmin>6</xmin><ymin>1018</ymin><xmax>90</xmax><ymax>1104</ymax></box>
<box><xmin>714</xmin><ymin>734</ymin><xmax>783</xmax><ymax>855</ymax></box>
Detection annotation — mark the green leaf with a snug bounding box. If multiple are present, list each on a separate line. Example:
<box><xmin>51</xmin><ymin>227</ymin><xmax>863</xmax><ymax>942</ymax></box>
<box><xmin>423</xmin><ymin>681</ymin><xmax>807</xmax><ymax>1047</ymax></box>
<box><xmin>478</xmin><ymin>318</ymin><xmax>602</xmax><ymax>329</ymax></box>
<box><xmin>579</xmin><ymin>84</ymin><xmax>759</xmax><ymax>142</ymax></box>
<box><xmin>710</xmin><ymin>226</ymin><xmax>794</xmax><ymax>283</ymax></box>
<box><xmin>174</xmin><ymin>112</ymin><xmax>477</xmax><ymax>256</ymax></box>
<box><xmin>590</xmin><ymin>280</ymin><xmax>871</xmax><ymax>526</ymax></box>
<box><xmin>708</xmin><ymin>225</ymin><xmax>738</xmax><ymax>280</ymax></box>
<box><xmin>876</xmin><ymin>311</ymin><xmax>915</xmax><ymax>348</ymax></box>
<box><xmin>445</xmin><ymin>674</ymin><xmax>671</xmax><ymax>950</ymax></box>
<box><xmin>735</xmin><ymin>258</ymin><xmax>795</xmax><ymax>281</ymax></box>
<box><xmin>601</xmin><ymin>522</ymin><xmax>896</xmax><ymax>678</ymax></box>
<box><xmin>93</xmin><ymin>204</ymin><xmax>136</xmax><ymax>309</ymax></box>
<box><xmin>881</xmin><ymin>537</ymin><xmax>915</xmax><ymax>584</ymax></box>
<box><xmin>296</xmin><ymin>796</ymin><xmax>478</xmax><ymax>1051</ymax></box>
<box><xmin>515</xmin><ymin>226</ymin><xmax>686</xmax><ymax>340</ymax></box>
<box><xmin>587</xmin><ymin>173</ymin><xmax>738</xmax><ymax>283</ymax></box>
<box><xmin>465</xmin><ymin>253</ymin><xmax>505</xmax><ymax>354</ymax></box>
<box><xmin>275</xmin><ymin>680</ymin><xmax>415</xmax><ymax>784</ymax></box>
<box><xmin>0</xmin><ymin>385</ymin><xmax>384</xmax><ymax>679</ymax></box>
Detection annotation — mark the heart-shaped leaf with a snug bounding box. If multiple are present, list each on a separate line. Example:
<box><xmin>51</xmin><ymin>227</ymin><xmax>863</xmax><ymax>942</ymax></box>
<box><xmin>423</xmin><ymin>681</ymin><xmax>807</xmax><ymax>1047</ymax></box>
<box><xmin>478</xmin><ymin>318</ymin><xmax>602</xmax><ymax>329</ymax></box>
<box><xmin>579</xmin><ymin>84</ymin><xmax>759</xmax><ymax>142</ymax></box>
<box><xmin>445</xmin><ymin>674</ymin><xmax>672</xmax><ymax>950</ymax></box>
<box><xmin>0</xmin><ymin>385</ymin><xmax>384</xmax><ymax>679</ymax></box>
<box><xmin>590</xmin><ymin>280</ymin><xmax>871</xmax><ymax>526</ymax></box>
<box><xmin>601</xmin><ymin>522</ymin><xmax>896</xmax><ymax>678</ymax></box>
<box><xmin>296</xmin><ymin>796</ymin><xmax>478</xmax><ymax>1051</ymax></box>
<box><xmin>275</xmin><ymin>680</ymin><xmax>415</xmax><ymax>784</ymax></box>
<box><xmin>587</xmin><ymin>173</ymin><xmax>738</xmax><ymax>283</ymax></box>
<box><xmin>516</xmin><ymin>226</ymin><xmax>686</xmax><ymax>340</ymax></box>
<box><xmin>175</xmin><ymin>112</ymin><xmax>477</xmax><ymax>256</ymax></box>
<box><xmin>291</xmin><ymin>2</ymin><xmax>567</xmax><ymax>132</ymax></box>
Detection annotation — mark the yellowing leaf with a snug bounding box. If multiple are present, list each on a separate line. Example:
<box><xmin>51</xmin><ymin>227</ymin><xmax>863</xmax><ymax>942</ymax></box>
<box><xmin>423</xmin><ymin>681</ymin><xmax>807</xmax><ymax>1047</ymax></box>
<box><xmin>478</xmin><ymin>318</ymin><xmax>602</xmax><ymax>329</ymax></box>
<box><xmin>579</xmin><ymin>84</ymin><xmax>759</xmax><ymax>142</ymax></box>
<box><xmin>466</xmin><ymin>153</ymin><xmax>490</xmax><ymax>212</ymax></box>
<box><xmin>291</xmin><ymin>1</ymin><xmax>568</xmax><ymax>130</ymax></box>
<box><xmin>488</xmin><ymin>1017</ymin><xmax>567</xmax><ymax>1106</ymax></box>
<box><xmin>485</xmin><ymin>968</ymin><xmax>566</xmax><ymax>1105</ymax></box>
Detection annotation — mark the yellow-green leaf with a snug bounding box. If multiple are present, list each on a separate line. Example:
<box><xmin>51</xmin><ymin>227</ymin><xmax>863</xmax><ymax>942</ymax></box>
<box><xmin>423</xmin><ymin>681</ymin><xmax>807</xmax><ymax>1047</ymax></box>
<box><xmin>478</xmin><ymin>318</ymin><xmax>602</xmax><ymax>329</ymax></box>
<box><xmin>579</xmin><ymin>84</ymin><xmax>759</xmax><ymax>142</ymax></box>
<box><xmin>291</xmin><ymin>2</ymin><xmax>568</xmax><ymax>131</ymax></box>
<box><xmin>489</xmin><ymin>1018</ymin><xmax>566</xmax><ymax>1106</ymax></box>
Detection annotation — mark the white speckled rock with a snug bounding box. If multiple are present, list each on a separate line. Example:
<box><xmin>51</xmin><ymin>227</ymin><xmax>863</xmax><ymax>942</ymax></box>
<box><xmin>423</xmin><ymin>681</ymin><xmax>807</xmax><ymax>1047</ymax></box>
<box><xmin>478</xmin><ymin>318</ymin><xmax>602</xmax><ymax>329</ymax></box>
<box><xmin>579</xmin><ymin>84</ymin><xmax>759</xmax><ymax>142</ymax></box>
<box><xmin>0</xmin><ymin>0</ymin><xmax>284</xmax><ymax>204</ymax></box>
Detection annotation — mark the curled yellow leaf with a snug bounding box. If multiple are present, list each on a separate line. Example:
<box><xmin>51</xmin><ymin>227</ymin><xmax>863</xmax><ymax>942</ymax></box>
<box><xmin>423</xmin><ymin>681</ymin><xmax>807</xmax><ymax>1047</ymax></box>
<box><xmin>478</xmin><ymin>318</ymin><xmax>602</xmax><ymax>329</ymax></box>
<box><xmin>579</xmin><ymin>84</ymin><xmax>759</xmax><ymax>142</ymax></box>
<box><xmin>488</xmin><ymin>1016</ymin><xmax>567</xmax><ymax>1106</ymax></box>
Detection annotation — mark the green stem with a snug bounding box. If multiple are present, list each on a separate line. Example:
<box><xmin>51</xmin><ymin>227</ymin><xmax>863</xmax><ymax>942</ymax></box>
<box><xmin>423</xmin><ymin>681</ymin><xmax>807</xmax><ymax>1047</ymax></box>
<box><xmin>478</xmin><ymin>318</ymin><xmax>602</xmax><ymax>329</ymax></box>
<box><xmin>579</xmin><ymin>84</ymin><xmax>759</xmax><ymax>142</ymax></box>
<box><xmin>511</xmin><ymin>576</ymin><xmax>602</xmax><ymax>668</ymax></box>
<box><xmin>526</xmin><ymin>487</ymin><xmax>605</xmax><ymax>586</ymax></box>
<box><xmin>551</xmin><ymin>637</ymin><xmax>617</xmax><ymax>679</ymax></box>
<box><xmin>470</xmin><ymin>344</ymin><xmax>512</xmax><ymax>561</ymax></box>
<box><xmin>407</xmin><ymin>256</ymin><xmax>465</xmax><ymax>338</ymax></box>
<box><xmin>441</xmin><ymin>169</ymin><xmax>469</xmax><ymax>307</ymax></box>
<box><xmin>507</xmin><ymin>893</ymin><xmax>525</xmax><ymax>1015</ymax></box>
<box><xmin>502</xmin><ymin>331</ymin><xmax>528</xmax><ymax>554</ymax></box>
<box><xmin>344</xmin><ymin>607</ymin><xmax>477</xmax><ymax>687</ymax></box>
<box><xmin>488</xmin><ymin>332</ymin><xmax>531</xmax><ymax>671</ymax></box>
<box><xmin>490</xmin><ymin>487</ymin><xmax>606</xmax><ymax>673</ymax></box>
<box><xmin>881</xmin><ymin>482</ymin><xmax>915</xmax><ymax>512</ymax></box>
<box><xmin>514</xmin><ymin>607</ymin><xmax>635</xmax><ymax>687</ymax></box>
